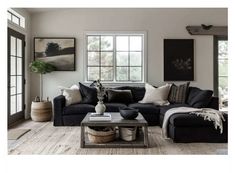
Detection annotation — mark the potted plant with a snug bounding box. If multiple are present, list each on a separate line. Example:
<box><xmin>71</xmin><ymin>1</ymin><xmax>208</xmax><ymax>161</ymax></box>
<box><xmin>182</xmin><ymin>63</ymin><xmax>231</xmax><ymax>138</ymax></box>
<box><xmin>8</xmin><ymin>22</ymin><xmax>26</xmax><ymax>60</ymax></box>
<box><xmin>29</xmin><ymin>60</ymin><xmax>56</xmax><ymax>121</ymax></box>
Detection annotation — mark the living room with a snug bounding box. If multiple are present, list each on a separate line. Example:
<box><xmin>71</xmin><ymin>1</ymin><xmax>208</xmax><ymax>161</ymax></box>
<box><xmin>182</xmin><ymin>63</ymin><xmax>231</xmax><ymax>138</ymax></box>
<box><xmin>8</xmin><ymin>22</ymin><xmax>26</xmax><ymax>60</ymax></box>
<box><xmin>1</xmin><ymin>0</ymin><xmax>234</xmax><ymax>173</ymax></box>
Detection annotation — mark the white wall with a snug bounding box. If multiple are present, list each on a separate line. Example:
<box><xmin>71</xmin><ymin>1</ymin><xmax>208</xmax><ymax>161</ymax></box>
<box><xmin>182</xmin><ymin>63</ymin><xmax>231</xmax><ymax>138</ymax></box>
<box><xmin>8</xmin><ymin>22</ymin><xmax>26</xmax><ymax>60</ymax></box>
<box><xmin>30</xmin><ymin>8</ymin><xmax>227</xmax><ymax>102</ymax></box>
<box><xmin>8</xmin><ymin>8</ymin><xmax>31</xmax><ymax>119</ymax></box>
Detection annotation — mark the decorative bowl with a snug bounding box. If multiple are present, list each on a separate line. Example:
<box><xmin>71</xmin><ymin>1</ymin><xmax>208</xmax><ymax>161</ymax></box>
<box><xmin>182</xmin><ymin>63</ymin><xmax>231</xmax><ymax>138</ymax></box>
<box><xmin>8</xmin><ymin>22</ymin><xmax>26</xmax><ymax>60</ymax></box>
<box><xmin>119</xmin><ymin>108</ymin><xmax>139</xmax><ymax>120</ymax></box>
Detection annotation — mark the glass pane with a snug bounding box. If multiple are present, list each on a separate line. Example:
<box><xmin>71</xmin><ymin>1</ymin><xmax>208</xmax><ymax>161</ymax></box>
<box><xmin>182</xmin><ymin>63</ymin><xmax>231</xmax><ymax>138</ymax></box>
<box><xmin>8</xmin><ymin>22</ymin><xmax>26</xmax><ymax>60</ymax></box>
<box><xmin>87</xmin><ymin>36</ymin><xmax>100</xmax><ymax>51</ymax></box>
<box><xmin>17</xmin><ymin>58</ymin><xmax>22</xmax><ymax>75</ymax></box>
<box><xmin>219</xmin><ymin>60</ymin><xmax>228</xmax><ymax>76</ymax></box>
<box><xmin>101</xmin><ymin>67</ymin><xmax>113</xmax><ymax>81</ymax></box>
<box><xmin>116</xmin><ymin>67</ymin><xmax>128</xmax><ymax>81</ymax></box>
<box><xmin>116</xmin><ymin>36</ymin><xmax>128</xmax><ymax>51</ymax></box>
<box><xmin>88</xmin><ymin>67</ymin><xmax>99</xmax><ymax>81</ymax></box>
<box><xmin>11</xmin><ymin>56</ymin><xmax>16</xmax><ymax>75</ymax></box>
<box><xmin>101</xmin><ymin>52</ymin><xmax>113</xmax><ymax>66</ymax></box>
<box><xmin>17</xmin><ymin>94</ymin><xmax>22</xmax><ymax>112</ymax></box>
<box><xmin>218</xmin><ymin>41</ymin><xmax>228</xmax><ymax>59</ymax></box>
<box><xmin>12</xmin><ymin>15</ymin><xmax>20</xmax><ymax>25</ymax></box>
<box><xmin>11</xmin><ymin>36</ymin><xmax>16</xmax><ymax>56</ymax></box>
<box><xmin>101</xmin><ymin>36</ymin><xmax>113</xmax><ymax>51</ymax></box>
<box><xmin>17</xmin><ymin>39</ymin><xmax>22</xmax><ymax>57</ymax></box>
<box><xmin>10</xmin><ymin>76</ymin><xmax>16</xmax><ymax>95</ymax></box>
<box><xmin>10</xmin><ymin>95</ymin><xmax>16</xmax><ymax>115</ymax></box>
<box><xmin>219</xmin><ymin>77</ymin><xmax>228</xmax><ymax>92</ymax></box>
<box><xmin>88</xmin><ymin>52</ymin><xmax>99</xmax><ymax>66</ymax></box>
<box><xmin>130</xmin><ymin>67</ymin><xmax>142</xmax><ymax>81</ymax></box>
<box><xmin>116</xmin><ymin>52</ymin><xmax>128</xmax><ymax>66</ymax></box>
<box><xmin>17</xmin><ymin>76</ymin><xmax>22</xmax><ymax>94</ymax></box>
<box><xmin>130</xmin><ymin>52</ymin><xmax>142</xmax><ymax>66</ymax></box>
<box><xmin>130</xmin><ymin>36</ymin><xmax>142</xmax><ymax>51</ymax></box>
<box><xmin>8</xmin><ymin>12</ymin><xmax>11</xmax><ymax>20</ymax></box>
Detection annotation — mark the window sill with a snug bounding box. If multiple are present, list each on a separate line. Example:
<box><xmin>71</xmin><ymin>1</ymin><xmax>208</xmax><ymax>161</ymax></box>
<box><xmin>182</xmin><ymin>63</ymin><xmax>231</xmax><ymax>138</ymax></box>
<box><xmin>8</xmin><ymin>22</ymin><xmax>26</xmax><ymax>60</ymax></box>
<box><xmin>83</xmin><ymin>81</ymin><xmax>145</xmax><ymax>87</ymax></box>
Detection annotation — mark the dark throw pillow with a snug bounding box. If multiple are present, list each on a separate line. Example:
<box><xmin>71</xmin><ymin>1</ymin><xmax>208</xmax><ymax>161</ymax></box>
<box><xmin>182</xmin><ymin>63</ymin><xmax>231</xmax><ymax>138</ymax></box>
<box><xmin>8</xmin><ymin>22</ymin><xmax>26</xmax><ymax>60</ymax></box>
<box><xmin>79</xmin><ymin>82</ymin><xmax>97</xmax><ymax>104</ymax></box>
<box><xmin>107</xmin><ymin>89</ymin><xmax>133</xmax><ymax>104</ymax></box>
<box><xmin>168</xmin><ymin>82</ymin><xmax>190</xmax><ymax>104</ymax></box>
<box><xmin>187</xmin><ymin>87</ymin><xmax>213</xmax><ymax>108</ymax></box>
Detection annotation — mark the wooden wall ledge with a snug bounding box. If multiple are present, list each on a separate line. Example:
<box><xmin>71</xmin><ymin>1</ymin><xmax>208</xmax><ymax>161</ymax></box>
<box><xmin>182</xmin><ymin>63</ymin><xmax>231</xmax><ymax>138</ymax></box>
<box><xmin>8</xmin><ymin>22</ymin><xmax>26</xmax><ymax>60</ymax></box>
<box><xmin>186</xmin><ymin>25</ymin><xmax>227</xmax><ymax>36</ymax></box>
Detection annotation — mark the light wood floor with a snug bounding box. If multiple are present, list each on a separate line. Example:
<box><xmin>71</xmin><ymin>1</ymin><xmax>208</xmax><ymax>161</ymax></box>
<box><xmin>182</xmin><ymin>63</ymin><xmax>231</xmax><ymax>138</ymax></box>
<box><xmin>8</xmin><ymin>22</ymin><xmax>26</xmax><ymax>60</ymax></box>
<box><xmin>8</xmin><ymin>120</ymin><xmax>228</xmax><ymax>155</ymax></box>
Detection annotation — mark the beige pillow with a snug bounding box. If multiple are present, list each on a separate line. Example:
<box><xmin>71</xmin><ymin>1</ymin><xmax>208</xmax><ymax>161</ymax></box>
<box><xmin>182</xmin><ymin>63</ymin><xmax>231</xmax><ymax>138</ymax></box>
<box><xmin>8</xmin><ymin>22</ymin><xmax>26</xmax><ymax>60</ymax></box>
<box><xmin>59</xmin><ymin>85</ymin><xmax>82</xmax><ymax>106</ymax></box>
<box><xmin>139</xmin><ymin>83</ymin><xmax>172</xmax><ymax>105</ymax></box>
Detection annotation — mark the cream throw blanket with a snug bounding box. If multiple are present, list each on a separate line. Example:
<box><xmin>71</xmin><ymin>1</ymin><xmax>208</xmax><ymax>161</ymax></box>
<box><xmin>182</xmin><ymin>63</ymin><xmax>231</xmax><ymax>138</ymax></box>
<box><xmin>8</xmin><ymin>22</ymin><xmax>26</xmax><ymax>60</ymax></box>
<box><xmin>162</xmin><ymin>107</ymin><xmax>225</xmax><ymax>139</ymax></box>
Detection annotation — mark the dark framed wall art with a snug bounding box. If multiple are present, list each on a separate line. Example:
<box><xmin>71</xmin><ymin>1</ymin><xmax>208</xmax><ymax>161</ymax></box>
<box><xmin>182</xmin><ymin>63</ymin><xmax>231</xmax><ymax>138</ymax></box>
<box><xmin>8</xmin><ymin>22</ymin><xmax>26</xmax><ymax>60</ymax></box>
<box><xmin>34</xmin><ymin>37</ymin><xmax>76</xmax><ymax>71</ymax></box>
<box><xmin>164</xmin><ymin>39</ymin><xmax>194</xmax><ymax>81</ymax></box>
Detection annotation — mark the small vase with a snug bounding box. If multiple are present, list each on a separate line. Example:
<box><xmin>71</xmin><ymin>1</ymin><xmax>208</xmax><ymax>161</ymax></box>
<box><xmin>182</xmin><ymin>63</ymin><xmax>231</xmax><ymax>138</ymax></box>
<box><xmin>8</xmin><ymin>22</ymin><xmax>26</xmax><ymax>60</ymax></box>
<box><xmin>95</xmin><ymin>101</ymin><xmax>106</xmax><ymax>114</ymax></box>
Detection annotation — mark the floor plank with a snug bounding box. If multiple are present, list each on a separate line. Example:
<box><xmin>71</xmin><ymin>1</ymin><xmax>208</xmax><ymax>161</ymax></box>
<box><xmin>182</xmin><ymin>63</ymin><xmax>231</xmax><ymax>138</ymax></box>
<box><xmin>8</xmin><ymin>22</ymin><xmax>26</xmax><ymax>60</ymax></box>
<box><xmin>8</xmin><ymin>120</ymin><xmax>228</xmax><ymax>155</ymax></box>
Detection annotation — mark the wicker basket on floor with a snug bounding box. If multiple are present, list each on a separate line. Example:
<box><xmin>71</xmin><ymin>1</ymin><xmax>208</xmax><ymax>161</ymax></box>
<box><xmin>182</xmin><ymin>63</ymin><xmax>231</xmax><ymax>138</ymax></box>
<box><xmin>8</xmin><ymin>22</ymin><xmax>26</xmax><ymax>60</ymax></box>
<box><xmin>87</xmin><ymin>126</ymin><xmax>116</xmax><ymax>143</ymax></box>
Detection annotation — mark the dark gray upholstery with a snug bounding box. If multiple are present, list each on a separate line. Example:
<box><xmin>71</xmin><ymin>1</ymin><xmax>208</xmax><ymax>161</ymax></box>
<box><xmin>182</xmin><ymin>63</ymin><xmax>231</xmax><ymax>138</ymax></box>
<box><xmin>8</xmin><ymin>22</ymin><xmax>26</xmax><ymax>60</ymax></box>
<box><xmin>63</xmin><ymin>104</ymin><xmax>95</xmax><ymax>115</ymax></box>
<box><xmin>53</xmin><ymin>85</ymin><xmax>227</xmax><ymax>143</ymax></box>
<box><xmin>104</xmin><ymin>103</ymin><xmax>127</xmax><ymax>112</ymax></box>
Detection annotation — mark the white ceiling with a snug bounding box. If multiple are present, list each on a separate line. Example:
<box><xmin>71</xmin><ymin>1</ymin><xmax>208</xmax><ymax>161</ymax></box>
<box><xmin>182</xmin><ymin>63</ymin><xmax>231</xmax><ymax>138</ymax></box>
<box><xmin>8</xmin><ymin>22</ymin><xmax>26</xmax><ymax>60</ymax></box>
<box><xmin>24</xmin><ymin>8</ymin><xmax>62</xmax><ymax>14</ymax></box>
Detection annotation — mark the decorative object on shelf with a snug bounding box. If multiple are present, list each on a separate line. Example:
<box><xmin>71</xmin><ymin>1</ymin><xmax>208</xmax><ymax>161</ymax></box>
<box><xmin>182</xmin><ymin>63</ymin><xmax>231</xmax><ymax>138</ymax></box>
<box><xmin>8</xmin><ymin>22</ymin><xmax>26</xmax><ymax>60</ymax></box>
<box><xmin>87</xmin><ymin>126</ymin><xmax>116</xmax><ymax>143</ymax></box>
<box><xmin>34</xmin><ymin>37</ymin><xmax>76</xmax><ymax>71</ymax></box>
<box><xmin>90</xmin><ymin>79</ymin><xmax>106</xmax><ymax>114</ymax></box>
<box><xmin>164</xmin><ymin>39</ymin><xmax>194</xmax><ymax>81</ymax></box>
<box><xmin>119</xmin><ymin>107</ymin><xmax>139</xmax><ymax>120</ymax></box>
<box><xmin>186</xmin><ymin>25</ymin><xmax>227</xmax><ymax>35</ymax></box>
<box><xmin>201</xmin><ymin>24</ymin><xmax>213</xmax><ymax>30</ymax></box>
<box><xmin>29</xmin><ymin>60</ymin><xmax>56</xmax><ymax>102</ymax></box>
<box><xmin>119</xmin><ymin>126</ymin><xmax>137</xmax><ymax>141</ymax></box>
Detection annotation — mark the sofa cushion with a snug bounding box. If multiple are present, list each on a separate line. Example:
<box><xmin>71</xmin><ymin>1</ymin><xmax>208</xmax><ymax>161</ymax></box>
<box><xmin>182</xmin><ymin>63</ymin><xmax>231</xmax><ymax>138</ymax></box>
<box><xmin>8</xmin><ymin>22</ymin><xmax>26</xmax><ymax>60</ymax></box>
<box><xmin>63</xmin><ymin>104</ymin><xmax>95</xmax><ymax>115</ymax></box>
<box><xmin>169</xmin><ymin>113</ymin><xmax>215</xmax><ymax>127</ymax></box>
<box><xmin>115</xmin><ymin>86</ymin><xmax>146</xmax><ymax>102</ymax></box>
<box><xmin>106</xmin><ymin>89</ymin><xmax>133</xmax><ymax>104</ymax></box>
<box><xmin>79</xmin><ymin>83</ymin><xmax>97</xmax><ymax>104</ymax></box>
<box><xmin>187</xmin><ymin>87</ymin><xmax>213</xmax><ymax>108</ymax></box>
<box><xmin>104</xmin><ymin>103</ymin><xmax>127</xmax><ymax>112</ymax></box>
<box><xmin>139</xmin><ymin>83</ymin><xmax>172</xmax><ymax>105</ymax></box>
<box><xmin>168</xmin><ymin>82</ymin><xmax>190</xmax><ymax>104</ymax></box>
<box><xmin>128</xmin><ymin>103</ymin><xmax>160</xmax><ymax>115</ymax></box>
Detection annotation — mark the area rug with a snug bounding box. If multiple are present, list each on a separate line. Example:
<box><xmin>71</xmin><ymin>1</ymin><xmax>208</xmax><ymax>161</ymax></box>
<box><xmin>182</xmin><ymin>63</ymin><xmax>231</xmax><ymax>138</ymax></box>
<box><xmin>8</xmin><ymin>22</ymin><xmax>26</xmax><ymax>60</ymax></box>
<box><xmin>8</xmin><ymin>129</ymin><xmax>31</xmax><ymax>140</ymax></box>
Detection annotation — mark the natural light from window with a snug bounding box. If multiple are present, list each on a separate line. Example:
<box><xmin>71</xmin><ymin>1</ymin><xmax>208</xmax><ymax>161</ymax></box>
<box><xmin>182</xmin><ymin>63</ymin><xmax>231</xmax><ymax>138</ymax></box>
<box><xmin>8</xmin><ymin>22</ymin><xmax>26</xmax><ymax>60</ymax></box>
<box><xmin>86</xmin><ymin>32</ymin><xmax>145</xmax><ymax>83</ymax></box>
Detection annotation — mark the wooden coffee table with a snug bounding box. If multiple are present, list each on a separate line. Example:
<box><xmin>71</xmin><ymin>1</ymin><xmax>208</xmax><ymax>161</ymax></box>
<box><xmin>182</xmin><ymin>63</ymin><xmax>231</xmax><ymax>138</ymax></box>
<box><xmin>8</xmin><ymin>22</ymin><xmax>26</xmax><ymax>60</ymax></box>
<box><xmin>80</xmin><ymin>112</ymin><xmax>149</xmax><ymax>148</ymax></box>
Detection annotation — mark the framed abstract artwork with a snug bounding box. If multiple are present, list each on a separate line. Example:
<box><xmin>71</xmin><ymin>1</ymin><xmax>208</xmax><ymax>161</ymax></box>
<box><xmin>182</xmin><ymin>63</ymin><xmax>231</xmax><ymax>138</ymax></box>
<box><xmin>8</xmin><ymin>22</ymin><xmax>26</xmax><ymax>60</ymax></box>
<box><xmin>164</xmin><ymin>39</ymin><xmax>194</xmax><ymax>81</ymax></box>
<box><xmin>34</xmin><ymin>37</ymin><xmax>76</xmax><ymax>71</ymax></box>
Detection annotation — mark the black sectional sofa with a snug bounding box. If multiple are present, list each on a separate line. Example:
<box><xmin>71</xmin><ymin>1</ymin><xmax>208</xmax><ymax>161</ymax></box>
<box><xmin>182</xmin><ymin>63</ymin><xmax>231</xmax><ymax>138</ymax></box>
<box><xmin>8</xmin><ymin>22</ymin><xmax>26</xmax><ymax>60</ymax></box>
<box><xmin>53</xmin><ymin>85</ymin><xmax>228</xmax><ymax>143</ymax></box>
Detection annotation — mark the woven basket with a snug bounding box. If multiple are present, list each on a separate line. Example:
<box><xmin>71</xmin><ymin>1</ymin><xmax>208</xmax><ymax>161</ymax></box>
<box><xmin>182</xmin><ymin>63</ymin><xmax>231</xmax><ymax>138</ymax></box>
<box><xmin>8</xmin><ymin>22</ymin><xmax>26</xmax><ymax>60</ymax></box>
<box><xmin>119</xmin><ymin>126</ymin><xmax>137</xmax><ymax>141</ymax></box>
<box><xmin>87</xmin><ymin>127</ymin><xmax>116</xmax><ymax>143</ymax></box>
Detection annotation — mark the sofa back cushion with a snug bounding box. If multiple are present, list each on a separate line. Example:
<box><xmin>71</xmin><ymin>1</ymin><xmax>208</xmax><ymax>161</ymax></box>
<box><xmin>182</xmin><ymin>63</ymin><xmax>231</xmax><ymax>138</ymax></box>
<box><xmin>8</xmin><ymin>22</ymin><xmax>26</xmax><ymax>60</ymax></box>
<box><xmin>114</xmin><ymin>86</ymin><xmax>145</xmax><ymax>102</ymax></box>
<box><xmin>106</xmin><ymin>89</ymin><xmax>133</xmax><ymax>104</ymax></box>
<box><xmin>79</xmin><ymin>82</ymin><xmax>97</xmax><ymax>104</ymax></box>
<box><xmin>168</xmin><ymin>82</ymin><xmax>190</xmax><ymax>104</ymax></box>
<box><xmin>187</xmin><ymin>87</ymin><xmax>213</xmax><ymax>108</ymax></box>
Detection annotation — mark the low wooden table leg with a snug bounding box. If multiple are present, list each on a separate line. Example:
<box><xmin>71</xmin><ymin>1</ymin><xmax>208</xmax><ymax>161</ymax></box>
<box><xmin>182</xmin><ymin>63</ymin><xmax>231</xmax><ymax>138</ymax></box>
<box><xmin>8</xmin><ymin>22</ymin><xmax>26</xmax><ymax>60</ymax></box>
<box><xmin>143</xmin><ymin>125</ymin><xmax>149</xmax><ymax>147</ymax></box>
<box><xmin>80</xmin><ymin>125</ymin><xmax>85</xmax><ymax>148</ymax></box>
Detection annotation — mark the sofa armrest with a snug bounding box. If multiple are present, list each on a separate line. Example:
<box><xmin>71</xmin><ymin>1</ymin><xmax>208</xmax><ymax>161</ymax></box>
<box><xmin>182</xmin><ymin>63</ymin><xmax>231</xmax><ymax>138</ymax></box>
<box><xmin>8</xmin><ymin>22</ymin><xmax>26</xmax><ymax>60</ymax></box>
<box><xmin>208</xmin><ymin>97</ymin><xmax>219</xmax><ymax>110</ymax></box>
<box><xmin>53</xmin><ymin>95</ymin><xmax>66</xmax><ymax>126</ymax></box>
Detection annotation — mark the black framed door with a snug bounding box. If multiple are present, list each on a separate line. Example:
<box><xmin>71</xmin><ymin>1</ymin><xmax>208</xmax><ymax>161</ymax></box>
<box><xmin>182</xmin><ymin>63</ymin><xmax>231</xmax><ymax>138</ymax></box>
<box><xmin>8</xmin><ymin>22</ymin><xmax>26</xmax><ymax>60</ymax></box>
<box><xmin>8</xmin><ymin>28</ymin><xmax>25</xmax><ymax>125</ymax></box>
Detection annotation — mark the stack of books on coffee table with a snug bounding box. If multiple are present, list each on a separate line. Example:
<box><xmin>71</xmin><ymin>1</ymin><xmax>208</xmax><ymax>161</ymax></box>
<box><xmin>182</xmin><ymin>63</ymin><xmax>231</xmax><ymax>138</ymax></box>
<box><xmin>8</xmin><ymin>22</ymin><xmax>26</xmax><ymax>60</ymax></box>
<box><xmin>89</xmin><ymin>113</ymin><xmax>112</xmax><ymax>121</ymax></box>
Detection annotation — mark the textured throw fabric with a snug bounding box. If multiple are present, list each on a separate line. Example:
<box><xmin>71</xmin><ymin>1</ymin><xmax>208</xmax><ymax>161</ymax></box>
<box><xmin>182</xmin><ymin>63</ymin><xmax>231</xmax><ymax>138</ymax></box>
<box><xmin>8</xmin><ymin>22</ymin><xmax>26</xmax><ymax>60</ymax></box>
<box><xmin>139</xmin><ymin>83</ymin><xmax>172</xmax><ymax>106</ymax></box>
<box><xmin>168</xmin><ymin>82</ymin><xmax>190</xmax><ymax>104</ymax></box>
<box><xmin>162</xmin><ymin>107</ymin><xmax>225</xmax><ymax>139</ymax></box>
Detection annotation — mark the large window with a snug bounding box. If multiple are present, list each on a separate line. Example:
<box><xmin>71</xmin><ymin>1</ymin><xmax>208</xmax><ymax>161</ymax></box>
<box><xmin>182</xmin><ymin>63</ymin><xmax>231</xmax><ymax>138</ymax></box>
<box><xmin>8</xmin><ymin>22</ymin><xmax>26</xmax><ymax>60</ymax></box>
<box><xmin>86</xmin><ymin>32</ymin><xmax>145</xmax><ymax>83</ymax></box>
